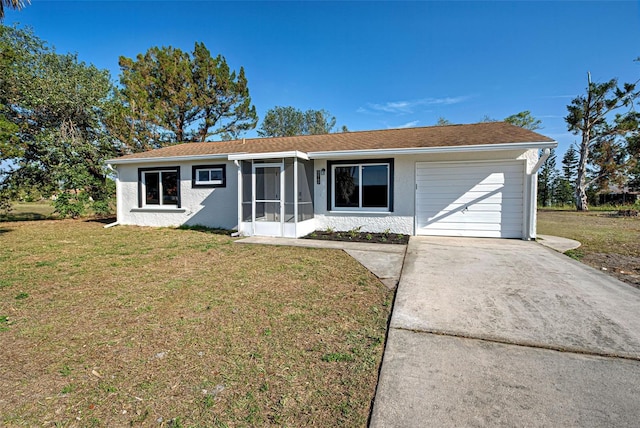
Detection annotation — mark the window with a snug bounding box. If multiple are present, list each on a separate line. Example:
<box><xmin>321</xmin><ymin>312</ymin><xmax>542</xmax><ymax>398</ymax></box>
<box><xmin>328</xmin><ymin>159</ymin><xmax>393</xmax><ymax>211</ymax></box>
<box><xmin>192</xmin><ymin>164</ymin><xmax>226</xmax><ymax>188</ymax></box>
<box><xmin>138</xmin><ymin>167</ymin><xmax>181</xmax><ymax>208</ymax></box>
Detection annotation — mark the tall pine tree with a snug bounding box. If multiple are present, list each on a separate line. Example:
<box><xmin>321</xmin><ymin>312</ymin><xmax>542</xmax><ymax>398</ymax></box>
<box><xmin>537</xmin><ymin>149</ymin><xmax>557</xmax><ymax>207</ymax></box>
<box><xmin>565</xmin><ymin>73</ymin><xmax>638</xmax><ymax>210</ymax></box>
<box><xmin>554</xmin><ymin>145</ymin><xmax>579</xmax><ymax>206</ymax></box>
<box><xmin>114</xmin><ymin>43</ymin><xmax>257</xmax><ymax>151</ymax></box>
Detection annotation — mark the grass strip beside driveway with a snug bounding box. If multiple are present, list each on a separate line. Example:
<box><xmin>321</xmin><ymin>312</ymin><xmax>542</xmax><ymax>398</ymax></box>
<box><xmin>0</xmin><ymin>220</ymin><xmax>392</xmax><ymax>427</ymax></box>
<box><xmin>537</xmin><ymin>210</ymin><xmax>640</xmax><ymax>287</ymax></box>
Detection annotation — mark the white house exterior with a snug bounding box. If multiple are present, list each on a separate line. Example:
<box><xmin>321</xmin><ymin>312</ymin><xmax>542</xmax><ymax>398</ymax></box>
<box><xmin>107</xmin><ymin>123</ymin><xmax>557</xmax><ymax>240</ymax></box>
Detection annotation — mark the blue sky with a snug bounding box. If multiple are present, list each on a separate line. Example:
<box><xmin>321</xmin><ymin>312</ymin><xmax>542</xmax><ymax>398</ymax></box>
<box><xmin>4</xmin><ymin>1</ymin><xmax>640</xmax><ymax>157</ymax></box>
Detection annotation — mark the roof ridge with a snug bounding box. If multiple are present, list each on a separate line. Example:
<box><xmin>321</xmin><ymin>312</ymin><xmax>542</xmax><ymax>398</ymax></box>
<box><xmin>194</xmin><ymin>121</ymin><xmax>513</xmax><ymax>146</ymax></box>
<box><xmin>109</xmin><ymin>122</ymin><xmax>555</xmax><ymax>162</ymax></box>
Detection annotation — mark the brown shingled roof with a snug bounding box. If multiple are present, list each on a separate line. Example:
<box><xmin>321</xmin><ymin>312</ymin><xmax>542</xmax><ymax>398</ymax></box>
<box><xmin>109</xmin><ymin>122</ymin><xmax>555</xmax><ymax>162</ymax></box>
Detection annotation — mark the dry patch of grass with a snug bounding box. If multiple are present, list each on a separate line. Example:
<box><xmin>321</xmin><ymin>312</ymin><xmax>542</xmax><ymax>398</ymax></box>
<box><xmin>538</xmin><ymin>210</ymin><xmax>640</xmax><ymax>286</ymax></box>
<box><xmin>0</xmin><ymin>220</ymin><xmax>392</xmax><ymax>427</ymax></box>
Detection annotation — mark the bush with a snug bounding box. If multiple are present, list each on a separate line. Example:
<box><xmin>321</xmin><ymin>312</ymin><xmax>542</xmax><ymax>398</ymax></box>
<box><xmin>92</xmin><ymin>197</ymin><xmax>115</xmax><ymax>217</ymax></box>
<box><xmin>53</xmin><ymin>191</ymin><xmax>89</xmax><ymax>218</ymax></box>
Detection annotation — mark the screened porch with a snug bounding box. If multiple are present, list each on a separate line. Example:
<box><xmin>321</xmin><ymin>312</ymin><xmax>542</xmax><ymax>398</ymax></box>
<box><xmin>233</xmin><ymin>153</ymin><xmax>315</xmax><ymax>237</ymax></box>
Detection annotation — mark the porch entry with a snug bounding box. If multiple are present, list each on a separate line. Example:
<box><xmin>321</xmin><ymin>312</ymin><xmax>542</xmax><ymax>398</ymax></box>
<box><xmin>252</xmin><ymin>163</ymin><xmax>284</xmax><ymax>236</ymax></box>
<box><xmin>239</xmin><ymin>157</ymin><xmax>315</xmax><ymax>237</ymax></box>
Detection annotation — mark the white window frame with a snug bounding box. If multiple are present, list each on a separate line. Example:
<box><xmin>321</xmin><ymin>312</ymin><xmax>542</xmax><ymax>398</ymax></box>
<box><xmin>140</xmin><ymin>168</ymin><xmax>180</xmax><ymax>207</ymax></box>
<box><xmin>330</xmin><ymin>162</ymin><xmax>391</xmax><ymax>212</ymax></box>
<box><xmin>192</xmin><ymin>164</ymin><xmax>226</xmax><ymax>188</ymax></box>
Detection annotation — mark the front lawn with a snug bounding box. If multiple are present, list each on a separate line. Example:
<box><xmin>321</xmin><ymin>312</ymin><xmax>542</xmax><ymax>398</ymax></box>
<box><xmin>0</xmin><ymin>220</ymin><xmax>392</xmax><ymax>427</ymax></box>
<box><xmin>0</xmin><ymin>201</ymin><xmax>57</xmax><ymax>222</ymax></box>
<box><xmin>537</xmin><ymin>209</ymin><xmax>640</xmax><ymax>287</ymax></box>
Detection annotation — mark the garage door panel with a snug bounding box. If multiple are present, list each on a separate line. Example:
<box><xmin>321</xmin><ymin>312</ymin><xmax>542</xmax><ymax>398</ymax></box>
<box><xmin>419</xmin><ymin>208</ymin><xmax>522</xmax><ymax>221</ymax></box>
<box><xmin>415</xmin><ymin>202</ymin><xmax>523</xmax><ymax>213</ymax></box>
<box><xmin>417</xmin><ymin>193</ymin><xmax>523</xmax><ymax>205</ymax></box>
<box><xmin>418</xmin><ymin>176</ymin><xmax>523</xmax><ymax>190</ymax></box>
<box><xmin>419</xmin><ymin>186</ymin><xmax>522</xmax><ymax>199</ymax></box>
<box><xmin>415</xmin><ymin>161</ymin><xmax>524</xmax><ymax>238</ymax></box>
<box><xmin>416</xmin><ymin>178</ymin><xmax>520</xmax><ymax>189</ymax></box>
<box><xmin>418</xmin><ymin>172</ymin><xmax>523</xmax><ymax>181</ymax></box>
<box><xmin>416</xmin><ymin>201</ymin><xmax>523</xmax><ymax>214</ymax></box>
<box><xmin>423</xmin><ymin>222</ymin><xmax>521</xmax><ymax>232</ymax></box>
<box><xmin>417</xmin><ymin>165</ymin><xmax>524</xmax><ymax>179</ymax></box>
<box><xmin>423</xmin><ymin>213</ymin><xmax>504</xmax><ymax>224</ymax></box>
<box><xmin>423</xmin><ymin>228</ymin><xmax>522</xmax><ymax>238</ymax></box>
<box><xmin>416</xmin><ymin>181</ymin><xmax>523</xmax><ymax>193</ymax></box>
<box><xmin>417</xmin><ymin>169</ymin><xmax>523</xmax><ymax>180</ymax></box>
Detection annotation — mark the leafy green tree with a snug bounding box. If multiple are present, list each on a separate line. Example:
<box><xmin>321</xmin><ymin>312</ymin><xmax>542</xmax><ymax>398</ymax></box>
<box><xmin>0</xmin><ymin>0</ymin><xmax>28</xmax><ymax>20</ymax></box>
<box><xmin>116</xmin><ymin>43</ymin><xmax>257</xmax><ymax>149</ymax></box>
<box><xmin>565</xmin><ymin>73</ymin><xmax>639</xmax><ymax>211</ymax></box>
<box><xmin>258</xmin><ymin>106</ymin><xmax>337</xmax><ymax>137</ymax></box>
<box><xmin>435</xmin><ymin>117</ymin><xmax>452</xmax><ymax>126</ymax></box>
<box><xmin>0</xmin><ymin>25</ymin><xmax>118</xmax><ymax>216</ymax></box>
<box><xmin>505</xmin><ymin>110</ymin><xmax>556</xmax><ymax>204</ymax></box>
<box><xmin>537</xmin><ymin>149</ymin><xmax>557</xmax><ymax>207</ymax></box>
<box><xmin>561</xmin><ymin>145</ymin><xmax>579</xmax><ymax>182</ymax></box>
<box><xmin>257</xmin><ymin>106</ymin><xmax>305</xmax><ymax>137</ymax></box>
<box><xmin>553</xmin><ymin>145</ymin><xmax>579</xmax><ymax>206</ymax></box>
<box><xmin>191</xmin><ymin>43</ymin><xmax>257</xmax><ymax>142</ymax></box>
<box><xmin>304</xmin><ymin>109</ymin><xmax>336</xmax><ymax>135</ymax></box>
<box><xmin>119</xmin><ymin>46</ymin><xmax>195</xmax><ymax>145</ymax></box>
<box><xmin>553</xmin><ymin>177</ymin><xmax>574</xmax><ymax>206</ymax></box>
<box><xmin>504</xmin><ymin>111</ymin><xmax>542</xmax><ymax>131</ymax></box>
<box><xmin>627</xmin><ymin>130</ymin><xmax>640</xmax><ymax>191</ymax></box>
<box><xmin>479</xmin><ymin>115</ymin><xmax>498</xmax><ymax>123</ymax></box>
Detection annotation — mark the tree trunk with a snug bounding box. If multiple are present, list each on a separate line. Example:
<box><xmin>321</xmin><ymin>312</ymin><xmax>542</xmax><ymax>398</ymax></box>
<box><xmin>575</xmin><ymin>78</ymin><xmax>592</xmax><ymax>211</ymax></box>
<box><xmin>576</xmin><ymin>128</ymin><xmax>590</xmax><ymax>210</ymax></box>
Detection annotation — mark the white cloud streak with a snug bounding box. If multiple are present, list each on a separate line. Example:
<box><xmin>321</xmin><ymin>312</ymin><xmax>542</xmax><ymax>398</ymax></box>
<box><xmin>360</xmin><ymin>96</ymin><xmax>470</xmax><ymax>115</ymax></box>
<box><xmin>389</xmin><ymin>120</ymin><xmax>420</xmax><ymax>129</ymax></box>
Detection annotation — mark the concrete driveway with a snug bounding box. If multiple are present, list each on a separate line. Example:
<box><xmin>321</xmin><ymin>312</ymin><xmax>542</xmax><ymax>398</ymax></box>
<box><xmin>370</xmin><ymin>237</ymin><xmax>640</xmax><ymax>427</ymax></box>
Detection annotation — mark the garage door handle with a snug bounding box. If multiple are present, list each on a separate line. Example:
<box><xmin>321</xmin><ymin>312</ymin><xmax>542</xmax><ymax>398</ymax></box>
<box><xmin>463</xmin><ymin>206</ymin><xmax>469</xmax><ymax>213</ymax></box>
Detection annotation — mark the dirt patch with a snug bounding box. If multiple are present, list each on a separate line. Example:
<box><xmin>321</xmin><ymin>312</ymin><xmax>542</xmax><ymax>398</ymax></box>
<box><xmin>581</xmin><ymin>253</ymin><xmax>640</xmax><ymax>289</ymax></box>
<box><xmin>303</xmin><ymin>230</ymin><xmax>409</xmax><ymax>245</ymax></box>
<box><xmin>615</xmin><ymin>209</ymin><xmax>639</xmax><ymax>217</ymax></box>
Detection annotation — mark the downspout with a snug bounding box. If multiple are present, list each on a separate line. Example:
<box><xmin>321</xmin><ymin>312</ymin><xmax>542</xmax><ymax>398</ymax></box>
<box><xmin>532</xmin><ymin>148</ymin><xmax>551</xmax><ymax>174</ymax></box>
<box><xmin>104</xmin><ymin>164</ymin><xmax>120</xmax><ymax>229</ymax></box>
<box><xmin>528</xmin><ymin>148</ymin><xmax>551</xmax><ymax>240</ymax></box>
<box><xmin>293</xmin><ymin>157</ymin><xmax>299</xmax><ymax>237</ymax></box>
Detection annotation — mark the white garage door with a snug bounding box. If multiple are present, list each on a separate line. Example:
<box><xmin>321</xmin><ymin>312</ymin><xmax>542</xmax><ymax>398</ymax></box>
<box><xmin>416</xmin><ymin>161</ymin><xmax>525</xmax><ymax>238</ymax></box>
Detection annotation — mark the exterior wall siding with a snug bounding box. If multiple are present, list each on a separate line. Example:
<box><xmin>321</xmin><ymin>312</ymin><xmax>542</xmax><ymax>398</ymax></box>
<box><xmin>116</xmin><ymin>160</ymin><xmax>238</xmax><ymax>229</ymax></box>
<box><xmin>312</xmin><ymin>149</ymin><xmax>536</xmax><ymax>236</ymax></box>
<box><xmin>113</xmin><ymin>148</ymin><xmax>538</xmax><ymax>238</ymax></box>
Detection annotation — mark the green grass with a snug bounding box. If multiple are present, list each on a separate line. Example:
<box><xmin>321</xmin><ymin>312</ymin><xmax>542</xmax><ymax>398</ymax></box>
<box><xmin>59</xmin><ymin>365</ymin><xmax>72</xmax><ymax>377</ymax></box>
<box><xmin>0</xmin><ymin>219</ymin><xmax>392</xmax><ymax>427</ymax></box>
<box><xmin>14</xmin><ymin>292</ymin><xmax>28</xmax><ymax>300</ymax></box>
<box><xmin>538</xmin><ymin>210</ymin><xmax>640</xmax><ymax>257</ymax></box>
<box><xmin>538</xmin><ymin>210</ymin><xmax>640</xmax><ymax>287</ymax></box>
<box><xmin>538</xmin><ymin>203</ymin><xmax>639</xmax><ymax>212</ymax></box>
<box><xmin>0</xmin><ymin>201</ymin><xmax>57</xmax><ymax>222</ymax></box>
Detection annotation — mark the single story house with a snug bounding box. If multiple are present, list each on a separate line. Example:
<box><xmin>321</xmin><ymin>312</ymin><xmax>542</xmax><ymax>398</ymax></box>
<box><xmin>106</xmin><ymin>122</ymin><xmax>557</xmax><ymax>240</ymax></box>
<box><xmin>598</xmin><ymin>184</ymin><xmax>639</xmax><ymax>206</ymax></box>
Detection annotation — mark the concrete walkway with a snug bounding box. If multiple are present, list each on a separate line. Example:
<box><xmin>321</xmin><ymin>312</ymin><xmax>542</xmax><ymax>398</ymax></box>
<box><xmin>537</xmin><ymin>234</ymin><xmax>581</xmax><ymax>253</ymax></box>
<box><xmin>235</xmin><ymin>236</ymin><xmax>406</xmax><ymax>289</ymax></box>
<box><xmin>370</xmin><ymin>237</ymin><xmax>640</xmax><ymax>427</ymax></box>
